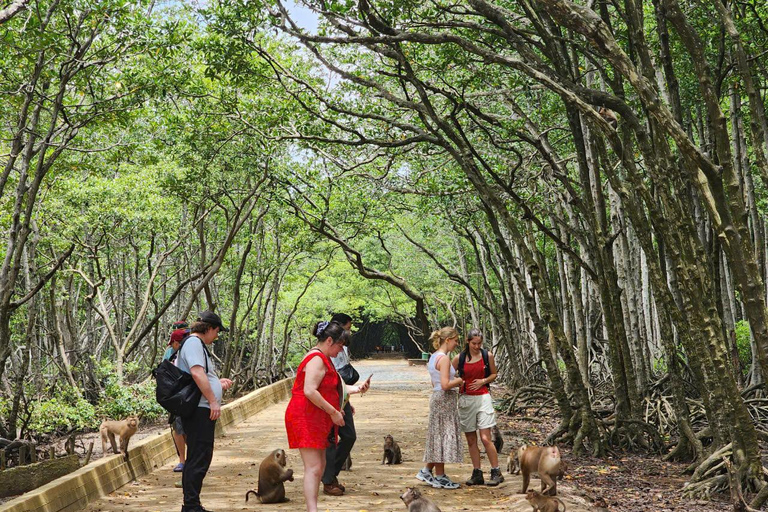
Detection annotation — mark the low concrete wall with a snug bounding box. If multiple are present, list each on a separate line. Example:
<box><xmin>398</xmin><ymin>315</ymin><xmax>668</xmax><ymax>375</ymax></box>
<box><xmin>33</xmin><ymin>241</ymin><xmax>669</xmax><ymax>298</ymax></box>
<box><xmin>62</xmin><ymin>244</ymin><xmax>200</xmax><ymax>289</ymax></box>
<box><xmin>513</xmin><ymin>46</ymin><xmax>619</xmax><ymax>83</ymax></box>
<box><xmin>0</xmin><ymin>455</ymin><xmax>79</xmax><ymax>498</ymax></box>
<box><xmin>0</xmin><ymin>378</ymin><xmax>294</xmax><ymax>512</ymax></box>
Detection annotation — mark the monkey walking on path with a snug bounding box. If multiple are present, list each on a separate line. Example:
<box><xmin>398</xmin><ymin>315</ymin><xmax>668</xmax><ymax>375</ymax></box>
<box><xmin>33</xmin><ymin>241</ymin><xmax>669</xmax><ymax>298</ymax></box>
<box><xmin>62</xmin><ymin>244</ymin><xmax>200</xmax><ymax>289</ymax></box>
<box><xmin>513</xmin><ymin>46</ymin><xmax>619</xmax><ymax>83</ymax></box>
<box><xmin>516</xmin><ymin>445</ymin><xmax>566</xmax><ymax>495</ymax></box>
<box><xmin>99</xmin><ymin>416</ymin><xmax>139</xmax><ymax>460</ymax></box>
<box><xmin>245</xmin><ymin>448</ymin><xmax>294</xmax><ymax>504</ymax></box>
<box><xmin>400</xmin><ymin>487</ymin><xmax>442</xmax><ymax>512</ymax></box>
<box><xmin>526</xmin><ymin>489</ymin><xmax>567</xmax><ymax>512</ymax></box>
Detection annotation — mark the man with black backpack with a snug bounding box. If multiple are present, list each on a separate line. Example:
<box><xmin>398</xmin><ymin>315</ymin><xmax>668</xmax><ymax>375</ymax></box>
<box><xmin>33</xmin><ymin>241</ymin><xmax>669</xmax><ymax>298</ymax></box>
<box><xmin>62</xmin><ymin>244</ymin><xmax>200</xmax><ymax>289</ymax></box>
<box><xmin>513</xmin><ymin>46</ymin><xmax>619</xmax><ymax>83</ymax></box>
<box><xmin>175</xmin><ymin>311</ymin><xmax>232</xmax><ymax>512</ymax></box>
<box><xmin>452</xmin><ymin>328</ymin><xmax>503</xmax><ymax>487</ymax></box>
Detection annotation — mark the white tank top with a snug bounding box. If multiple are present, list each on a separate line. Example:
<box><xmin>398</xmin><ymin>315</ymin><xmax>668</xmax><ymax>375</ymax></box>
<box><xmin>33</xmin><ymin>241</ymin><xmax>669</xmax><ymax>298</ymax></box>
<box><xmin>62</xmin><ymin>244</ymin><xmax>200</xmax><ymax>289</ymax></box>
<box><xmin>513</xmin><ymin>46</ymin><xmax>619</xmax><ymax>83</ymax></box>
<box><xmin>428</xmin><ymin>350</ymin><xmax>455</xmax><ymax>391</ymax></box>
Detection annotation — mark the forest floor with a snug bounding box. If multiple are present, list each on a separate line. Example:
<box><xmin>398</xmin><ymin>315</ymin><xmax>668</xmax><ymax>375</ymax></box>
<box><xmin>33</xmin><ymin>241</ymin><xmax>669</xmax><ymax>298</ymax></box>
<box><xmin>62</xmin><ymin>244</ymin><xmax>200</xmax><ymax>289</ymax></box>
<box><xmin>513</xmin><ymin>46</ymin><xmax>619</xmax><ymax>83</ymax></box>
<box><xmin>498</xmin><ymin>411</ymin><xmax>732</xmax><ymax>512</ymax></box>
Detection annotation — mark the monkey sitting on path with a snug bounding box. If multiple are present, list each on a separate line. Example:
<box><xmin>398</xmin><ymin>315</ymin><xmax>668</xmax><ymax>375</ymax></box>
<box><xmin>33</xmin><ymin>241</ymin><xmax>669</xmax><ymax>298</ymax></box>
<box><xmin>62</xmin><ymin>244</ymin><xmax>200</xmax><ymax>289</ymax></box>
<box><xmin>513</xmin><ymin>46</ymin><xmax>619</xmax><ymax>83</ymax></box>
<box><xmin>518</xmin><ymin>445</ymin><xmax>565</xmax><ymax>495</ymax></box>
<box><xmin>382</xmin><ymin>434</ymin><xmax>402</xmax><ymax>464</ymax></box>
<box><xmin>526</xmin><ymin>489</ymin><xmax>566</xmax><ymax>512</ymax></box>
<box><xmin>491</xmin><ymin>425</ymin><xmax>504</xmax><ymax>454</ymax></box>
<box><xmin>508</xmin><ymin>444</ymin><xmax>525</xmax><ymax>474</ymax></box>
<box><xmin>400</xmin><ymin>487</ymin><xmax>441</xmax><ymax>512</ymax></box>
<box><xmin>99</xmin><ymin>416</ymin><xmax>139</xmax><ymax>460</ymax></box>
<box><xmin>245</xmin><ymin>448</ymin><xmax>294</xmax><ymax>504</ymax></box>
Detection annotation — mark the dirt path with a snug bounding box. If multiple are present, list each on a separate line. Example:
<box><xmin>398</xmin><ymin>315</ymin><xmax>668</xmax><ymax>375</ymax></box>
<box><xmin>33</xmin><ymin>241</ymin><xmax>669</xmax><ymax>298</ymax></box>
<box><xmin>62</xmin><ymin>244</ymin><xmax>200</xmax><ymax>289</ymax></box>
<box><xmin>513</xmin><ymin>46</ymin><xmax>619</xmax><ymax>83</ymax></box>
<box><xmin>84</xmin><ymin>359</ymin><xmax>593</xmax><ymax>512</ymax></box>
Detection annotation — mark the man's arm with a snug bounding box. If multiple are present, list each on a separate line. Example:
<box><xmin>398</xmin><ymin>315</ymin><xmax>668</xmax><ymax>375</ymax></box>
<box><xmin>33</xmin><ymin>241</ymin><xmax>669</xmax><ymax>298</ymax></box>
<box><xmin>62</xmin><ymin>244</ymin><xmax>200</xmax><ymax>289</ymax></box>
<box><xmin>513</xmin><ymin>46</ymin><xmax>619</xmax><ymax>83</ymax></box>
<box><xmin>190</xmin><ymin>365</ymin><xmax>220</xmax><ymax>420</ymax></box>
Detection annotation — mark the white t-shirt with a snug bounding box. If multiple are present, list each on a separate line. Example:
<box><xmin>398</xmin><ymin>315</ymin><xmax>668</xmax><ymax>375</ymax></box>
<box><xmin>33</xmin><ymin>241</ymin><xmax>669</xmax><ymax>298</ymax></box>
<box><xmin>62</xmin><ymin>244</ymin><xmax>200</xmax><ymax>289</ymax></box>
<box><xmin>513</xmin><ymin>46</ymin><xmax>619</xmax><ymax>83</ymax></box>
<box><xmin>330</xmin><ymin>346</ymin><xmax>350</xmax><ymax>370</ymax></box>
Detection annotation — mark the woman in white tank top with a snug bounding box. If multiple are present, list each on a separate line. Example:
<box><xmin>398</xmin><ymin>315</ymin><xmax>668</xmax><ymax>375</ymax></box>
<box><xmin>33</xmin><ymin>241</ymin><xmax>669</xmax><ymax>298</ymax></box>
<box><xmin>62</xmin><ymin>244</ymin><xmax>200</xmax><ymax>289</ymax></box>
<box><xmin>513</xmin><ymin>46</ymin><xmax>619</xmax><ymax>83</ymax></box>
<box><xmin>416</xmin><ymin>327</ymin><xmax>464</xmax><ymax>489</ymax></box>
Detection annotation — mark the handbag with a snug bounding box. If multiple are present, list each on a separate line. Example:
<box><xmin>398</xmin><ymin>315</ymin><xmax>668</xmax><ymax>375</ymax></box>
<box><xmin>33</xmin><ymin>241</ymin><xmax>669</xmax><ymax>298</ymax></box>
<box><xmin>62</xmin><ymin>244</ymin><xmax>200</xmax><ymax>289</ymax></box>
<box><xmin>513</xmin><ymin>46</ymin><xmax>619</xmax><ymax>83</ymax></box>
<box><xmin>153</xmin><ymin>337</ymin><xmax>209</xmax><ymax>418</ymax></box>
<box><xmin>337</xmin><ymin>363</ymin><xmax>360</xmax><ymax>385</ymax></box>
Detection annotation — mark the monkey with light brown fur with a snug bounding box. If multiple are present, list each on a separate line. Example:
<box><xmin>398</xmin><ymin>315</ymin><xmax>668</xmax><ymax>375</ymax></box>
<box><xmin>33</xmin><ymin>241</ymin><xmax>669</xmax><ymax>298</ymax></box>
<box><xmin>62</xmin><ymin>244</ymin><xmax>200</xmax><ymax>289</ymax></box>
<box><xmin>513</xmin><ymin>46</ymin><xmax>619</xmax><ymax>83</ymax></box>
<box><xmin>518</xmin><ymin>445</ymin><xmax>565</xmax><ymax>495</ymax></box>
<box><xmin>526</xmin><ymin>490</ymin><xmax>566</xmax><ymax>512</ymax></box>
<box><xmin>245</xmin><ymin>448</ymin><xmax>294</xmax><ymax>504</ymax></box>
<box><xmin>508</xmin><ymin>444</ymin><xmax>526</xmax><ymax>474</ymax></box>
<box><xmin>100</xmin><ymin>416</ymin><xmax>139</xmax><ymax>459</ymax></box>
<box><xmin>400</xmin><ymin>487</ymin><xmax>441</xmax><ymax>512</ymax></box>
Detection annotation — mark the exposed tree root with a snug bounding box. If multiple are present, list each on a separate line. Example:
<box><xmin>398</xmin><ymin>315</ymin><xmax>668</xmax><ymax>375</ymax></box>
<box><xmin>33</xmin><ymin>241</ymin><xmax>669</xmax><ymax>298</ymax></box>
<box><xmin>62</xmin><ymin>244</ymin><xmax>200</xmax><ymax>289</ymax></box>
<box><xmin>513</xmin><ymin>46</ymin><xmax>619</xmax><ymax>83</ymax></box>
<box><xmin>607</xmin><ymin>418</ymin><xmax>665</xmax><ymax>454</ymax></box>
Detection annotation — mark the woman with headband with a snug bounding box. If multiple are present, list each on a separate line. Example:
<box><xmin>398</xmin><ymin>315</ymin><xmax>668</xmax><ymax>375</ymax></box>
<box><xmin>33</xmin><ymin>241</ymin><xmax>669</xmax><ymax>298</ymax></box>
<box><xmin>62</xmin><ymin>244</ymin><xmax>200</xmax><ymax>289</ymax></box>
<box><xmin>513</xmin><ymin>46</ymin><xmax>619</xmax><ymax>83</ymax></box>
<box><xmin>284</xmin><ymin>321</ymin><xmax>368</xmax><ymax>512</ymax></box>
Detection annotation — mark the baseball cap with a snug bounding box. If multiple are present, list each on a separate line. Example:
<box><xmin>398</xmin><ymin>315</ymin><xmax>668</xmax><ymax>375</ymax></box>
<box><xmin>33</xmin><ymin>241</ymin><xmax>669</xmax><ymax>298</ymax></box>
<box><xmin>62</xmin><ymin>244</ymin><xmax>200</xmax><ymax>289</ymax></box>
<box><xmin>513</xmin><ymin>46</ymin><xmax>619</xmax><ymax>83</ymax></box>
<box><xmin>168</xmin><ymin>328</ymin><xmax>188</xmax><ymax>345</ymax></box>
<box><xmin>199</xmin><ymin>310</ymin><xmax>228</xmax><ymax>332</ymax></box>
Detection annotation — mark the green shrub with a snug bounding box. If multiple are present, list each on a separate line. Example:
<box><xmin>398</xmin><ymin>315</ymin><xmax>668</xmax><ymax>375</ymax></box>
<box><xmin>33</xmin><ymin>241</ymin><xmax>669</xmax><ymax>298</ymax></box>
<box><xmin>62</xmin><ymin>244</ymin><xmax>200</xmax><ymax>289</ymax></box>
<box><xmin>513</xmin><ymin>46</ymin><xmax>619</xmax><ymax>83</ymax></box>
<box><xmin>94</xmin><ymin>359</ymin><xmax>165</xmax><ymax>421</ymax></box>
<box><xmin>28</xmin><ymin>387</ymin><xmax>97</xmax><ymax>436</ymax></box>
<box><xmin>735</xmin><ymin>320</ymin><xmax>752</xmax><ymax>371</ymax></box>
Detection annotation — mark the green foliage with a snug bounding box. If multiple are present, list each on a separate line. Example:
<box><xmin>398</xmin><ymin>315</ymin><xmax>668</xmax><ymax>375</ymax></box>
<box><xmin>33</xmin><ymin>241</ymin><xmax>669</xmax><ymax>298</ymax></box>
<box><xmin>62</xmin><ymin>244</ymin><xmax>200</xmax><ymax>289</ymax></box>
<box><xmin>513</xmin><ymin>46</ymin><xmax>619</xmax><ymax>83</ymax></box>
<box><xmin>28</xmin><ymin>387</ymin><xmax>97</xmax><ymax>437</ymax></box>
<box><xmin>94</xmin><ymin>359</ymin><xmax>165</xmax><ymax>421</ymax></box>
<box><xmin>735</xmin><ymin>320</ymin><xmax>752</xmax><ymax>371</ymax></box>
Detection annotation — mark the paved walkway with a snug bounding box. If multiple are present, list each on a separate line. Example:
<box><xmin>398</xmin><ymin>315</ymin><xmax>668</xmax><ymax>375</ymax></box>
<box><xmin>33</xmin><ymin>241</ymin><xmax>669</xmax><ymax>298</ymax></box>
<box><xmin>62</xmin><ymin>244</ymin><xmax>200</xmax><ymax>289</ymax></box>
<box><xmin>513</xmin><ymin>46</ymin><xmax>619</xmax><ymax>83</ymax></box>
<box><xmin>83</xmin><ymin>359</ymin><xmax>591</xmax><ymax>511</ymax></box>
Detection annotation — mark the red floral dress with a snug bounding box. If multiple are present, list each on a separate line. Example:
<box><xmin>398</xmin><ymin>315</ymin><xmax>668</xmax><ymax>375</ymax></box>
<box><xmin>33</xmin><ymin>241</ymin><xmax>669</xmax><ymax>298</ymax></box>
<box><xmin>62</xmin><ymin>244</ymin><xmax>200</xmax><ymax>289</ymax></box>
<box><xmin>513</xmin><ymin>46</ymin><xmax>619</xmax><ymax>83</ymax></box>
<box><xmin>285</xmin><ymin>349</ymin><xmax>340</xmax><ymax>449</ymax></box>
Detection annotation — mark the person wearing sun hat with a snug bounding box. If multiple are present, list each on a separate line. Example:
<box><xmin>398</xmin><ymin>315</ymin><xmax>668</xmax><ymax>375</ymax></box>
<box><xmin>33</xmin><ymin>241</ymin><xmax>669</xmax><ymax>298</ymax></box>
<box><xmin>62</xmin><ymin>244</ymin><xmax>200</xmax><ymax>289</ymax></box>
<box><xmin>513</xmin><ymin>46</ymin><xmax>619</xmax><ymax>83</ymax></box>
<box><xmin>175</xmin><ymin>311</ymin><xmax>232</xmax><ymax>512</ymax></box>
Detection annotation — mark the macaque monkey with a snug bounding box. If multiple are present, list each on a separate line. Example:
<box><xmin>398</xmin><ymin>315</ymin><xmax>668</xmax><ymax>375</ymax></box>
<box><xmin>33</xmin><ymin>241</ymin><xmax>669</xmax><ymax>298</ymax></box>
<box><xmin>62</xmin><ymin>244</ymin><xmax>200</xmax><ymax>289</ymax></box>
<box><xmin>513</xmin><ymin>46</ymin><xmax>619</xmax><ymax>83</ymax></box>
<box><xmin>492</xmin><ymin>425</ymin><xmax>504</xmax><ymax>454</ymax></box>
<box><xmin>518</xmin><ymin>445</ymin><xmax>565</xmax><ymax>496</ymax></box>
<box><xmin>598</xmin><ymin>107</ymin><xmax>618</xmax><ymax>129</ymax></box>
<box><xmin>400</xmin><ymin>487</ymin><xmax>442</xmax><ymax>512</ymax></box>
<box><xmin>382</xmin><ymin>434</ymin><xmax>402</xmax><ymax>464</ymax></box>
<box><xmin>341</xmin><ymin>453</ymin><xmax>352</xmax><ymax>471</ymax></box>
<box><xmin>508</xmin><ymin>444</ymin><xmax>526</xmax><ymax>474</ymax></box>
<box><xmin>100</xmin><ymin>416</ymin><xmax>139</xmax><ymax>459</ymax></box>
<box><xmin>526</xmin><ymin>490</ymin><xmax>566</xmax><ymax>512</ymax></box>
<box><xmin>245</xmin><ymin>448</ymin><xmax>294</xmax><ymax>504</ymax></box>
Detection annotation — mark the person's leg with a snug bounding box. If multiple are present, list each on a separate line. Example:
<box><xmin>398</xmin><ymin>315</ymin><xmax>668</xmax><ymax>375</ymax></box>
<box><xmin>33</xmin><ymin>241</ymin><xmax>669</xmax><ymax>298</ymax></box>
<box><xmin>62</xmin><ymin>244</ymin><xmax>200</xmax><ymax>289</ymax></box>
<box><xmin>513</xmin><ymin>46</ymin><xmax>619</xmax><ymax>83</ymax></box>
<box><xmin>433</xmin><ymin>463</ymin><xmax>445</xmax><ymax>475</ymax></box>
<box><xmin>331</xmin><ymin>402</ymin><xmax>356</xmax><ymax>479</ymax></box>
<box><xmin>466</xmin><ymin>431</ymin><xmax>481</xmax><ymax>468</ymax></box>
<box><xmin>477</xmin><ymin>396</ymin><xmax>503</xmax><ymax>486</ymax></box>
<box><xmin>300</xmin><ymin>448</ymin><xmax>326</xmax><ymax>512</ymax></box>
<box><xmin>321</xmin><ymin>429</ymin><xmax>338</xmax><ymax>486</ymax></box>
<box><xmin>181</xmin><ymin>408</ymin><xmax>216</xmax><ymax>509</ymax></box>
<box><xmin>478</xmin><ymin>428</ymin><xmax>499</xmax><ymax>467</ymax></box>
<box><xmin>464</xmin><ymin>431</ymin><xmax>484</xmax><ymax>485</ymax></box>
<box><xmin>173</xmin><ymin>416</ymin><xmax>186</xmax><ymax>465</ymax></box>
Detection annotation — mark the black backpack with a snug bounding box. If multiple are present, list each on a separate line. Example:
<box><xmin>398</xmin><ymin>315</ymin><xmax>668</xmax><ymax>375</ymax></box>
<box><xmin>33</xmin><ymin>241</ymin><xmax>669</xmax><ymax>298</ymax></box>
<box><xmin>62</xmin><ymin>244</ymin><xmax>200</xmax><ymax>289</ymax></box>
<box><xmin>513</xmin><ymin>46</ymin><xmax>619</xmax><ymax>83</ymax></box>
<box><xmin>153</xmin><ymin>336</ymin><xmax>209</xmax><ymax>418</ymax></box>
<box><xmin>457</xmin><ymin>349</ymin><xmax>491</xmax><ymax>392</ymax></box>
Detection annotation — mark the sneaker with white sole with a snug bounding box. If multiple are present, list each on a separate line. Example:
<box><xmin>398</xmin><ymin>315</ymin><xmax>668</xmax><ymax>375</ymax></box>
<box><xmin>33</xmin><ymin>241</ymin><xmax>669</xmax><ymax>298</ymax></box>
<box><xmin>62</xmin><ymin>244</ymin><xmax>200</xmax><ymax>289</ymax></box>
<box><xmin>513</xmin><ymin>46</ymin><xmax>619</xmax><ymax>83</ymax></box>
<box><xmin>433</xmin><ymin>474</ymin><xmax>460</xmax><ymax>489</ymax></box>
<box><xmin>416</xmin><ymin>468</ymin><xmax>441</xmax><ymax>488</ymax></box>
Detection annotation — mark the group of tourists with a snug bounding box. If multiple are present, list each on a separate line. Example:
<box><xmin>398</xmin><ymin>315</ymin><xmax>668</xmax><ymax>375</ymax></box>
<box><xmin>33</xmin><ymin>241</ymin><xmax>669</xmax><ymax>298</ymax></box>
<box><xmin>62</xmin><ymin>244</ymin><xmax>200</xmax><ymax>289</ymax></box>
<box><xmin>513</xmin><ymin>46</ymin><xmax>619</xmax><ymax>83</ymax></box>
<box><xmin>285</xmin><ymin>319</ymin><xmax>502</xmax><ymax>512</ymax></box>
<box><xmin>163</xmin><ymin>311</ymin><xmax>501</xmax><ymax>512</ymax></box>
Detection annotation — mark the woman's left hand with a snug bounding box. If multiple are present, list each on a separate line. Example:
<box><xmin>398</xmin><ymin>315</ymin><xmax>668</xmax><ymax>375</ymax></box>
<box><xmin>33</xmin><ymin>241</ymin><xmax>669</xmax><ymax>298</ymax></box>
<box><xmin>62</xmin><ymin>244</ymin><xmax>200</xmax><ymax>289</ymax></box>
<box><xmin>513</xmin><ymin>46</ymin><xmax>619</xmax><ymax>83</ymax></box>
<box><xmin>467</xmin><ymin>379</ymin><xmax>485</xmax><ymax>391</ymax></box>
<box><xmin>220</xmin><ymin>378</ymin><xmax>234</xmax><ymax>391</ymax></box>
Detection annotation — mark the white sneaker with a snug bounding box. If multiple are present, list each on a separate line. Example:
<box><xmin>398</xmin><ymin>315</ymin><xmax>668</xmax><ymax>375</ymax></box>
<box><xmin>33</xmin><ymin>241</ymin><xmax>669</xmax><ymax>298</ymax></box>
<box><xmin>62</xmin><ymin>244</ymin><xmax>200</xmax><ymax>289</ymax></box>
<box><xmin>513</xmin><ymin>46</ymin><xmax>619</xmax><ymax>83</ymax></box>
<box><xmin>416</xmin><ymin>468</ymin><xmax>441</xmax><ymax>488</ymax></box>
<box><xmin>433</xmin><ymin>474</ymin><xmax>460</xmax><ymax>489</ymax></box>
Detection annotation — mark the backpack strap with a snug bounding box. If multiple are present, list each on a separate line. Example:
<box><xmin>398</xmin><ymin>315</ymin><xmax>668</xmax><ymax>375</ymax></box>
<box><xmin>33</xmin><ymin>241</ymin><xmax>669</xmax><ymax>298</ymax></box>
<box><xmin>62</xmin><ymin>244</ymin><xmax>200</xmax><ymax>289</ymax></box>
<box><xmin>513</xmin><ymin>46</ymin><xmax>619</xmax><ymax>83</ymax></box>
<box><xmin>175</xmin><ymin>335</ymin><xmax>209</xmax><ymax>373</ymax></box>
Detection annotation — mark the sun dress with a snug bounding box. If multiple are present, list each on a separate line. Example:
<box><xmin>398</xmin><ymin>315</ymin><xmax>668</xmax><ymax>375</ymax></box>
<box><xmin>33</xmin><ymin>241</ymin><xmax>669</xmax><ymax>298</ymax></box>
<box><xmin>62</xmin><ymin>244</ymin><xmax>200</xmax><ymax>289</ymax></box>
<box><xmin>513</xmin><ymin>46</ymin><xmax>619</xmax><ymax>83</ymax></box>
<box><xmin>285</xmin><ymin>349</ymin><xmax>340</xmax><ymax>449</ymax></box>
<box><xmin>423</xmin><ymin>351</ymin><xmax>463</xmax><ymax>463</ymax></box>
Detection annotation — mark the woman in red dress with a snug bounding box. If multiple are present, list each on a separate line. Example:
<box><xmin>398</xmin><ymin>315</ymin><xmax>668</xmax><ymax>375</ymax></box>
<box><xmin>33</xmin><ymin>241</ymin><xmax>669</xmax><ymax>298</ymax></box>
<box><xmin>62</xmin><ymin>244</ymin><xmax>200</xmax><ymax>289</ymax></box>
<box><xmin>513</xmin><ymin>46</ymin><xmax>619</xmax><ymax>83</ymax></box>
<box><xmin>284</xmin><ymin>321</ymin><xmax>347</xmax><ymax>512</ymax></box>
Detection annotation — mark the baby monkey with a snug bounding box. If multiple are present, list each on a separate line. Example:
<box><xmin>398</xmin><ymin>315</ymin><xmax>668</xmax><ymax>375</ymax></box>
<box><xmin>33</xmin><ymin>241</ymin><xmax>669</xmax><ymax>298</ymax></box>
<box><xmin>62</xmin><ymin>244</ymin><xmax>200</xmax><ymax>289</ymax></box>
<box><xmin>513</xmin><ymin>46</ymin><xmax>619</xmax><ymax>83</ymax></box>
<box><xmin>526</xmin><ymin>489</ymin><xmax>566</xmax><ymax>512</ymax></box>
<box><xmin>382</xmin><ymin>434</ymin><xmax>402</xmax><ymax>464</ymax></box>
<box><xmin>100</xmin><ymin>416</ymin><xmax>139</xmax><ymax>460</ymax></box>
<box><xmin>400</xmin><ymin>487</ymin><xmax>441</xmax><ymax>512</ymax></box>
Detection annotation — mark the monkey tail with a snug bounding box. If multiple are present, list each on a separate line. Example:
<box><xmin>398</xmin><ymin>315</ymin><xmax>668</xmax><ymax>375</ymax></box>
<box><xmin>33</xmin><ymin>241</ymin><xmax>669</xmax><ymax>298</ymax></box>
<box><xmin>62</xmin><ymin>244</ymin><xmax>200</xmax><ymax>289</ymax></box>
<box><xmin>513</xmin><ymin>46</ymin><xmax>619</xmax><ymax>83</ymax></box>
<box><xmin>245</xmin><ymin>489</ymin><xmax>259</xmax><ymax>502</ymax></box>
<box><xmin>556</xmin><ymin>497</ymin><xmax>566</xmax><ymax>512</ymax></box>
